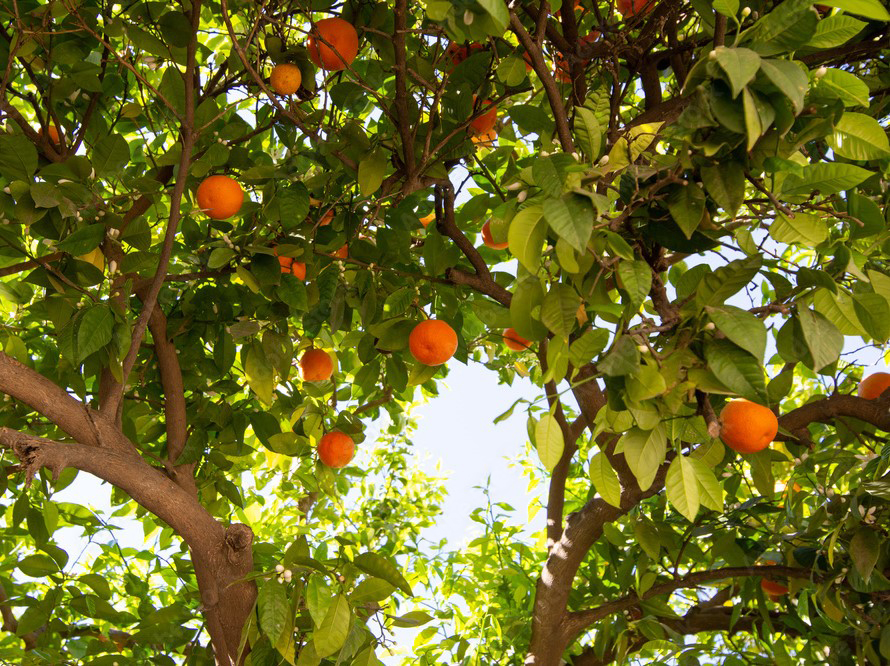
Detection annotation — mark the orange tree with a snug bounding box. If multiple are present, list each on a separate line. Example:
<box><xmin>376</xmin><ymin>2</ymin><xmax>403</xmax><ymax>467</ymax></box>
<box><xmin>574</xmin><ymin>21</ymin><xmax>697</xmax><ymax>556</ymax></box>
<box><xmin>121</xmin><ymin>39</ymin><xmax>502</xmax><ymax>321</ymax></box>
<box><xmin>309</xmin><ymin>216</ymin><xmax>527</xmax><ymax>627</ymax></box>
<box><xmin>0</xmin><ymin>0</ymin><xmax>889</xmax><ymax>664</ymax></box>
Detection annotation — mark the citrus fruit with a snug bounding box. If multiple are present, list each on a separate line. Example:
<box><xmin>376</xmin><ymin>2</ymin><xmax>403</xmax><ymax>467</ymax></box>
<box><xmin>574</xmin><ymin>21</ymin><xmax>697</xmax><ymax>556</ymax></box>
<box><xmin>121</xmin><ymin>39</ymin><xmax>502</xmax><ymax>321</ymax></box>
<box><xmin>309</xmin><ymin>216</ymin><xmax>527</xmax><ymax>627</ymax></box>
<box><xmin>333</xmin><ymin>245</ymin><xmax>348</xmax><ymax>259</ymax></box>
<box><xmin>291</xmin><ymin>261</ymin><xmax>307</xmax><ymax>281</ymax></box>
<box><xmin>481</xmin><ymin>220</ymin><xmax>508</xmax><ymax>250</ymax></box>
<box><xmin>409</xmin><ymin>319</ymin><xmax>458</xmax><ymax>366</ymax></box>
<box><xmin>318</xmin><ymin>432</ymin><xmax>355</xmax><ymax>468</ymax></box>
<box><xmin>270</xmin><ymin>63</ymin><xmax>302</xmax><ymax>95</ymax></box>
<box><xmin>761</xmin><ymin>579</ymin><xmax>789</xmax><ymax>598</ymax></box>
<box><xmin>196</xmin><ymin>175</ymin><xmax>244</xmax><ymax>220</ymax></box>
<box><xmin>308</xmin><ymin>18</ymin><xmax>359</xmax><ymax>71</ymax></box>
<box><xmin>617</xmin><ymin>0</ymin><xmax>656</xmax><ymax>18</ymax></box>
<box><xmin>300</xmin><ymin>348</ymin><xmax>334</xmax><ymax>381</ymax></box>
<box><xmin>469</xmin><ymin>99</ymin><xmax>497</xmax><ymax>135</ymax></box>
<box><xmin>504</xmin><ymin>328</ymin><xmax>531</xmax><ymax>351</ymax></box>
<box><xmin>718</xmin><ymin>399</ymin><xmax>778</xmax><ymax>454</ymax></box>
<box><xmin>858</xmin><ymin>372</ymin><xmax>890</xmax><ymax>400</ymax></box>
<box><xmin>419</xmin><ymin>213</ymin><xmax>435</xmax><ymax>227</ymax></box>
<box><xmin>445</xmin><ymin>42</ymin><xmax>484</xmax><ymax>68</ymax></box>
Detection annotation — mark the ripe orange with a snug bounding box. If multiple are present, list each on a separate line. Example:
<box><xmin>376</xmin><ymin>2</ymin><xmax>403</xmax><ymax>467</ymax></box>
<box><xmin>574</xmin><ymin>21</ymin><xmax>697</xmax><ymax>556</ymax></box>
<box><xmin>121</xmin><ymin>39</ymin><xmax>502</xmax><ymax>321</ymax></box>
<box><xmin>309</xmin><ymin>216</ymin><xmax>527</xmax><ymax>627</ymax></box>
<box><xmin>308</xmin><ymin>18</ymin><xmax>359</xmax><ymax>71</ymax></box>
<box><xmin>617</xmin><ymin>0</ymin><xmax>656</xmax><ymax>18</ymax></box>
<box><xmin>319</xmin><ymin>210</ymin><xmax>334</xmax><ymax>227</ymax></box>
<box><xmin>503</xmin><ymin>328</ymin><xmax>531</xmax><ymax>351</ymax></box>
<box><xmin>318</xmin><ymin>431</ymin><xmax>355</xmax><ymax>468</ymax></box>
<box><xmin>196</xmin><ymin>175</ymin><xmax>244</xmax><ymax>220</ymax></box>
<box><xmin>760</xmin><ymin>579</ymin><xmax>788</xmax><ymax>598</ymax></box>
<box><xmin>858</xmin><ymin>372</ymin><xmax>890</xmax><ymax>400</ymax></box>
<box><xmin>333</xmin><ymin>245</ymin><xmax>348</xmax><ymax>259</ymax></box>
<box><xmin>300</xmin><ymin>348</ymin><xmax>334</xmax><ymax>381</ymax></box>
<box><xmin>278</xmin><ymin>255</ymin><xmax>294</xmax><ymax>274</ymax></box>
<box><xmin>291</xmin><ymin>261</ymin><xmax>307</xmax><ymax>281</ymax></box>
<box><xmin>469</xmin><ymin>99</ymin><xmax>497</xmax><ymax>135</ymax></box>
<box><xmin>409</xmin><ymin>319</ymin><xmax>458</xmax><ymax>366</ymax></box>
<box><xmin>41</xmin><ymin>125</ymin><xmax>62</xmax><ymax>145</ymax></box>
<box><xmin>718</xmin><ymin>399</ymin><xmax>778</xmax><ymax>454</ymax></box>
<box><xmin>445</xmin><ymin>42</ymin><xmax>484</xmax><ymax>68</ymax></box>
<box><xmin>270</xmin><ymin>63</ymin><xmax>302</xmax><ymax>95</ymax></box>
<box><xmin>481</xmin><ymin>220</ymin><xmax>508</xmax><ymax>250</ymax></box>
<box><xmin>419</xmin><ymin>213</ymin><xmax>435</xmax><ymax>227</ymax></box>
<box><xmin>471</xmin><ymin>129</ymin><xmax>497</xmax><ymax>147</ymax></box>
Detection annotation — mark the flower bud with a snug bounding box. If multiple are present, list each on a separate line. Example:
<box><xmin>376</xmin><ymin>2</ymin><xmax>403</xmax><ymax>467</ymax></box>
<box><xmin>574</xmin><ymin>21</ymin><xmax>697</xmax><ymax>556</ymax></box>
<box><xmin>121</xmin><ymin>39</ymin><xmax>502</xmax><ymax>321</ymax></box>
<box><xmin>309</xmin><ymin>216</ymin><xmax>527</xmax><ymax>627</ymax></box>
<box><xmin>517</xmin><ymin>190</ymin><xmax>528</xmax><ymax>203</ymax></box>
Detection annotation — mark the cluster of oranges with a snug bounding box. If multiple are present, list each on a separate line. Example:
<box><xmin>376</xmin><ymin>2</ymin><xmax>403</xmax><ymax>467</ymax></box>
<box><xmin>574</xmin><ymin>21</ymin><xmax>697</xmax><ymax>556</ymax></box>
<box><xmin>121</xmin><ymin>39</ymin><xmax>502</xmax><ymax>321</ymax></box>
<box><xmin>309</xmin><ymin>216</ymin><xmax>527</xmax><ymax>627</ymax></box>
<box><xmin>269</xmin><ymin>17</ymin><xmax>359</xmax><ymax>96</ymax></box>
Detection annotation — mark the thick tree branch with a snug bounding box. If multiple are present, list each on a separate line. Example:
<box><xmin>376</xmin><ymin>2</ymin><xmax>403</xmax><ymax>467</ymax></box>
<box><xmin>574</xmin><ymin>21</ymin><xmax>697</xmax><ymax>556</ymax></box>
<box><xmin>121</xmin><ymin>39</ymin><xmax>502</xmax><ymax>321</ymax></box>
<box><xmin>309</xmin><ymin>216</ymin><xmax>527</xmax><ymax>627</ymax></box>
<box><xmin>777</xmin><ymin>393</ymin><xmax>890</xmax><ymax>443</ymax></box>
<box><xmin>0</xmin><ymin>352</ymin><xmax>131</xmax><ymax>453</ymax></box>
<box><xmin>509</xmin><ymin>9</ymin><xmax>576</xmax><ymax>153</ymax></box>
<box><xmin>563</xmin><ymin>565</ymin><xmax>814</xmax><ymax>639</ymax></box>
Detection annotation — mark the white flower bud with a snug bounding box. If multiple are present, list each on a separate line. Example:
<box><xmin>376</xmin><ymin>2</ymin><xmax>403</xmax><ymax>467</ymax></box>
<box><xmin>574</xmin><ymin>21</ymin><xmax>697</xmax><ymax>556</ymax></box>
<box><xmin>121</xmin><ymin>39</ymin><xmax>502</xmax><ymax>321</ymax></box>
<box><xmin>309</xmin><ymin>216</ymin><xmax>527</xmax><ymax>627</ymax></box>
<box><xmin>464</xmin><ymin>9</ymin><xmax>474</xmax><ymax>24</ymax></box>
<box><xmin>2</xmin><ymin>187</ymin><xmax>9</xmax><ymax>194</ymax></box>
<box><xmin>58</xmin><ymin>179</ymin><xmax>72</xmax><ymax>184</ymax></box>
<box><xmin>571</xmin><ymin>152</ymin><xmax>580</xmax><ymax>160</ymax></box>
<box><xmin>741</xmin><ymin>7</ymin><xmax>751</xmax><ymax>17</ymax></box>
<box><xmin>858</xmin><ymin>505</ymin><xmax>866</xmax><ymax>517</ymax></box>
<box><xmin>815</xmin><ymin>67</ymin><xmax>827</xmax><ymax>79</ymax></box>
<box><xmin>709</xmin><ymin>50</ymin><xmax>718</xmax><ymax>60</ymax></box>
<box><xmin>275</xmin><ymin>564</ymin><xmax>284</xmax><ymax>573</ymax></box>
<box><xmin>517</xmin><ymin>190</ymin><xmax>528</xmax><ymax>203</ymax></box>
<box><xmin>506</xmin><ymin>182</ymin><xmax>524</xmax><ymax>191</ymax></box>
<box><xmin>540</xmin><ymin>151</ymin><xmax>551</xmax><ymax>157</ymax></box>
<box><xmin>704</xmin><ymin>322</ymin><xmax>716</xmax><ymax>331</ymax></box>
<box><xmin>599</xmin><ymin>155</ymin><xmax>609</xmax><ymax>166</ymax></box>
<box><xmin>108</xmin><ymin>260</ymin><xmax>117</xmax><ymax>274</ymax></box>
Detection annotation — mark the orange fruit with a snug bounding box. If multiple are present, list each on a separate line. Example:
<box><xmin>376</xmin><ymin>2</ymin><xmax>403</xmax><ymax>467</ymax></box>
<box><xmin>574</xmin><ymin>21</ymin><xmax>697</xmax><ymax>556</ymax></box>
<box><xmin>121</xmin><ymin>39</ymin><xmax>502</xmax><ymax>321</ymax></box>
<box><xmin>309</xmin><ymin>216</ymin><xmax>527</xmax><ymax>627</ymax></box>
<box><xmin>409</xmin><ymin>319</ymin><xmax>458</xmax><ymax>366</ymax></box>
<box><xmin>308</xmin><ymin>18</ymin><xmax>359</xmax><ymax>71</ymax></box>
<box><xmin>300</xmin><ymin>348</ymin><xmax>334</xmax><ymax>381</ymax></box>
<box><xmin>319</xmin><ymin>210</ymin><xmax>334</xmax><ymax>227</ymax></box>
<box><xmin>469</xmin><ymin>99</ymin><xmax>497</xmax><ymax>135</ymax></box>
<box><xmin>718</xmin><ymin>399</ymin><xmax>778</xmax><ymax>454</ymax></box>
<box><xmin>471</xmin><ymin>129</ymin><xmax>497</xmax><ymax>147</ymax></box>
<box><xmin>760</xmin><ymin>579</ymin><xmax>789</xmax><ymax>598</ymax></box>
<box><xmin>318</xmin><ymin>431</ymin><xmax>355</xmax><ymax>468</ymax></box>
<box><xmin>419</xmin><ymin>213</ymin><xmax>435</xmax><ymax>227</ymax></box>
<box><xmin>278</xmin><ymin>255</ymin><xmax>294</xmax><ymax>273</ymax></box>
<box><xmin>445</xmin><ymin>42</ymin><xmax>484</xmax><ymax>68</ymax></box>
<box><xmin>270</xmin><ymin>63</ymin><xmax>302</xmax><ymax>95</ymax></box>
<box><xmin>333</xmin><ymin>245</ymin><xmax>348</xmax><ymax>259</ymax></box>
<box><xmin>481</xmin><ymin>220</ymin><xmax>508</xmax><ymax>250</ymax></box>
<box><xmin>555</xmin><ymin>0</ymin><xmax>583</xmax><ymax>17</ymax></box>
<box><xmin>858</xmin><ymin>372</ymin><xmax>890</xmax><ymax>400</ymax></box>
<box><xmin>196</xmin><ymin>175</ymin><xmax>244</xmax><ymax>220</ymax></box>
<box><xmin>291</xmin><ymin>261</ymin><xmax>307</xmax><ymax>281</ymax></box>
<box><xmin>503</xmin><ymin>328</ymin><xmax>531</xmax><ymax>351</ymax></box>
<box><xmin>617</xmin><ymin>0</ymin><xmax>656</xmax><ymax>18</ymax></box>
<box><xmin>554</xmin><ymin>33</ymin><xmax>599</xmax><ymax>83</ymax></box>
<box><xmin>41</xmin><ymin>125</ymin><xmax>62</xmax><ymax>145</ymax></box>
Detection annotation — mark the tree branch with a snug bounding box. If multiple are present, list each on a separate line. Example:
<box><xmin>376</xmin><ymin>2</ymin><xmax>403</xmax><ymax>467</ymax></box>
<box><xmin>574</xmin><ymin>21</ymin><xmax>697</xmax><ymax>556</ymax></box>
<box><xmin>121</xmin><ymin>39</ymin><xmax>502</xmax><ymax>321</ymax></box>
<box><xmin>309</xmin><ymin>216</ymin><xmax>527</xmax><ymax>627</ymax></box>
<box><xmin>509</xmin><ymin>9</ymin><xmax>576</xmax><ymax>153</ymax></box>
<box><xmin>392</xmin><ymin>0</ymin><xmax>416</xmax><ymax>179</ymax></box>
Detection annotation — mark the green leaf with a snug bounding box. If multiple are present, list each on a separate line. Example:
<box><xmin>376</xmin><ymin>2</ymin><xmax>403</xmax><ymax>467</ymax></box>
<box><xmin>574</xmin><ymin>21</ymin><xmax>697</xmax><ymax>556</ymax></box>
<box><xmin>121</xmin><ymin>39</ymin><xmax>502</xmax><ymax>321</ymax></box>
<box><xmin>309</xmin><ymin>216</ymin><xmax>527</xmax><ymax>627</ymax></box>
<box><xmin>849</xmin><ymin>528</ymin><xmax>880</xmax><ymax>581</ymax></box>
<box><xmin>797</xmin><ymin>308</ymin><xmax>843</xmax><ymax>371</ymax></box>
<box><xmin>704</xmin><ymin>339</ymin><xmax>768</xmax><ymax>403</ymax></box>
<box><xmin>76</xmin><ymin>305</ymin><xmax>114</xmax><ymax>364</ymax></box>
<box><xmin>742</xmin><ymin>87</ymin><xmax>772</xmax><ymax>150</ymax></box>
<box><xmin>18</xmin><ymin>553</ymin><xmax>59</xmax><ymax>577</ymax></box>
<box><xmin>808</xmin><ymin>15</ymin><xmax>867</xmax><ymax>48</ymax></box>
<box><xmin>574</xmin><ymin>107</ymin><xmax>602</xmax><ymax>162</ymax></box>
<box><xmin>496</xmin><ymin>57</ymin><xmax>527</xmax><ymax>86</ymax></box>
<box><xmin>818</xmin><ymin>0</ymin><xmax>890</xmax><ymax>20</ymax></box>
<box><xmin>768</xmin><ymin>212</ymin><xmax>829</xmax><ymax>247</ymax></box>
<box><xmin>358</xmin><ymin>149</ymin><xmax>387</xmax><ymax>197</ymax></box>
<box><xmin>208</xmin><ymin>247</ymin><xmax>236</xmax><ymax>269</ymax></box>
<box><xmin>848</xmin><ymin>193</ymin><xmax>886</xmax><ymax>239</ymax></box>
<box><xmin>701</xmin><ymin>162</ymin><xmax>745</xmax><ymax>216</ymax></box>
<box><xmin>748</xmin><ymin>448</ymin><xmax>774</xmax><ymax>496</ymax></box>
<box><xmin>353</xmin><ymin>553</ymin><xmax>412</xmax><ymax>596</ymax></box>
<box><xmin>313</xmin><ymin>594</ymin><xmax>351</xmax><ymax>658</ymax></box>
<box><xmin>715</xmin><ymin>48</ymin><xmax>761</xmax><ymax>98</ymax></box>
<box><xmin>543</xmin><ymin>193</ymin><xmax>594</xmax><ymax>253</ymax></box>
<box><xmin>814</xmin><ymin>68</ymin><xmax>870</xmax><ymax>107</ymax></box>
<box><xmin>759</xmin><ymin>59</ymin><xmax>808</xmax><ymax>113</ymax></box>
<box><xmin>706</xmin><ymin>305</ymin><xmax>767</xmax><ymax>361</ymax></box>
<box><xmin>349</xmin><ymin>578</ymin><xmax>396</xmax><ymax>604</ymax></box>
<box><xmin>589</xmin><ymin>452</ymin><xmax>622</xmax><ymax>507</ymax></box>
<box><xmin>569</xmin><ymin>329</ymin><xmax>609</xmax><ymax>367</ymax></box>
<box><xmin>57</xmin><ymin>224</ymin><xmax>105</xmax><ymax>255</ymax></box>
<box><xmin>534</xmin><ymin>413</ymin><xmax>564</xmax><ymax>472</ymax></box>
<box><xmin>391</xmin><ymin>610</ymin><xmax>434</xmax><ymax>627</ymax></box>
<box><xmin>689</xmin><ymin>457</ymin><xmax>724</xmax><ymax>511</ymax></box>
<box><xmin>827</xmin><ymin>113</ymin><xmax>890</xmax><ymax>161</ymax></box>
<box><xmin>620</xmin><ymin>425</ymin><xmax>667</xmax><ymax>491</ymax></box>
<box><xmin>667</xmin><ymin>185</ymin><xmax>706</xmax><ymax>238</ymax></box>
<box><xmin>779</xmin><ymin>163</ymin><xmax>873</xmax><ymax>198</ymax></box>
<box><xmin>743</xmin><ymin>0</ymin><xmax>818</xmax><ymax>50</ymax></box>
<box><xmin>258</xmin><ymin>578</ymin><xmax>289</xmax><ymax>643</ymax></box>
<box><xmin>852</xmin><ymin>293</ymin><xmax>890</xmax><ymax>342</ymax></box>
<box><xmin>605</xmin><ymin>122</ymin><xmax>663</xmax><ymax>172</ymax></box>
<box><xmin>814</xmin><ymin>288</ymin><xmax>862</xmax><ymax>335</ymax></box>
<box><xmin>0</xmin><ymin>134</ymin><xmax>38</xmax><ymax>181</ymax></box>
<box><xmin>625</xmin><ymin>363</ymin><xmax>667</xmax><ymax>403</ymax></box>
<box><xmin>478</xmin><ymin>0</ymin><xmax>510</xmax><ymax>32</ymax></box>
<box><xmin>697</xmin><ymin>256</ymin><xmax>762</xmax><ymax>308</ymax></box>
<box><xmin>92</xmin><ymin>134</ymin><xmax>130</xmax><ymax>176</ymax></box>
<box><xmin>245</xmin><ymin>343</ymin><xmax>275</xmax><ymax>404</ymax></box>
<box><xmin>533</xmin><ymin>154</ymin><xmax>573</xmax><ymax>198</ymax></box>
<box><xmin>540</xmin><ymin>284</ymin><xmax>580</xmax><ymax>340</ymax></box>
<box><xmin>666</xmin><ymin>456</ymin><xmax>700</xmax><ymax>522</ymax></box>
<box><xmin>599</xmin><ymin>336</ymin><xmax>641</xmax><ymax>377</ymax></box>
<box><xmin>713</xmin><ymin>0</ymin><xmax>739</xmax><ymax>18</ymax></box>
<box><xmin>617</xmin><ymin>259</ymin><xmax>652</xmax><ymax>310</ymax></box>
<box><xmin>507</xmin><ymin>204</ymin><xmax>546</xmax><ymax>273</ymax></box>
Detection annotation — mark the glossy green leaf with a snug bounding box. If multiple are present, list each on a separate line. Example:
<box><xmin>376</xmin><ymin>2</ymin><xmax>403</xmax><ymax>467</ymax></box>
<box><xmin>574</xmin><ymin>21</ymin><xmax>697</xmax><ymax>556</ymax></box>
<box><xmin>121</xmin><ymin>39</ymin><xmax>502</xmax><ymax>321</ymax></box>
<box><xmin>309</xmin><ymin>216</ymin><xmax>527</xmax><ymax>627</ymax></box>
<box><xmin>818</xmin><ymin>0</ymin><xmax>890</xmax><ymax>20</ymax></box>
<box><xmin>353</xmin><ymin>553</ymin><xmax>413</xmax><ymax>597</ymax></box>
<box><xmin>827</xmin><ymin>113</ymin><xmax>890</xmax><ymax>160</ymax></box>
<box><xmin>620</xmin><ymin>425</ymin><xmax>667</xmax><ymax>491</ymax></box>
<box><xmin>779</xmin><ymin>163</ymin><xmax>873</xmax><ymax>198</ymax></box>
<box><xmin>849</xmin><ymin>528</ymin><xmax>880</xmax><ymax>581</ymax></box>
<box><xmin>715</xmin><ymin>48</ymin><xmax>761</xmax><ymax>98</ymax></box>
<box><xmin>507</xmin><ymin>204</ymin><xmax>546</xmax><ymax>273</ymax></box>
<box><xmin>666</xmin><ymin>456</ymin><xmax>700</xmax><ymax>522</ymax></box>
<box><xmin>768</xmin><ymin>212</ymin><xmax>829</xmax><ymax>246</ymax></box>
<box><xmin>313</xmin><ymin>594</ymin><xmax>351</xmax><ymax>658</ymax></box>
<box><xmin>706</xmin><ymin>305</ymin><xmax>767</xmax><ymax>361</ymax></box>
<box><xmin>701</xmin><ymin>162</ymin><xmax>745</xmax><ymax>216</ymax></box>
<box><xmin>808</xmin><ymin>15</ymin><xmax>867</xmax><ymax>48</ymax></box>
<box><xmin>534</xmin><ymin>413</ymin><xmax>564</xmax><ymax>472</ymax></box>
<box><xmin>574</xmin><ymin>107</ymin><xmax>602</xmax><ymax>162</ymax></box>
<box><xmin>543</xmin><ymin>194</ymin><xmax>594</xmax><ymax>253</ymax></box>
<box><xmin>258</xmin><ymin>578</ymin><xmax>289</xmax><ymax>643</ymax></box>
<box><xmin>589</xmin><ymin>452</ymin><xmax>622</xmax><ymax>508</ymax></box>
<box><xmin>704</xmin><ymin>339</ymin><xmax>768</xmax><ymax>403</ymax></box>
<box><xmin>797</xmin><ymin>308</ymin><xmax>843</xmax><ymax>371</ymax></box>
